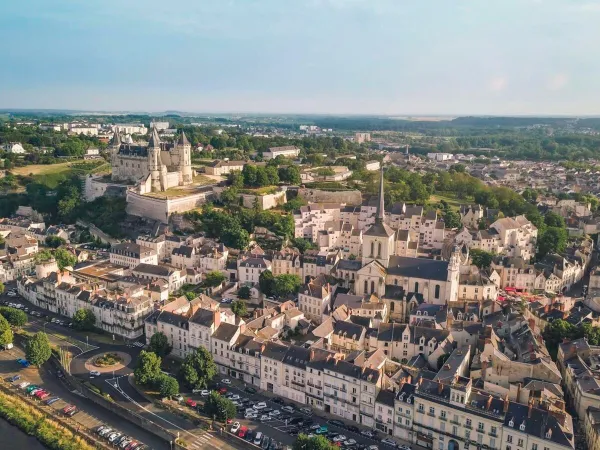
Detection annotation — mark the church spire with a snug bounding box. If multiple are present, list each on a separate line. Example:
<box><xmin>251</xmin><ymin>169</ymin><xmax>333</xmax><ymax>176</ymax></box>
<box><xmin>111</xmin><ymin>129</ymin><xmax>121</xmax><ymax>147</ymax></box>
<box><xmin>376</xmin><ymin>165</ymin><xmax>385</xmax><ymax>223</ymax></box>
<box><xmin>178</xmin><ymin>130</ymin><xmax>190</xmax><ymax>147</ymax></box>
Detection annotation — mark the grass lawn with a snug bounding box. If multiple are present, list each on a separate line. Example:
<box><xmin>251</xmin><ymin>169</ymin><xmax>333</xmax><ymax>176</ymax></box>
<box><xmin>429</xmin><ymin>192</ymin><xmax>470</xmax><ymax>210</ymax></box>
<box><xmin>12</xmin><ymin>161</ymin><xmax>84</xmax><ymax>177</ymax></box>
<box><xmin>11</xmin><ymin>160</ymin><xmax>108</xmax><ymax>189</ymax></box>
<box><xmin>239</xmin><ymin>186</ymin><xmax>279</xmax><ymax>195</ymax></box>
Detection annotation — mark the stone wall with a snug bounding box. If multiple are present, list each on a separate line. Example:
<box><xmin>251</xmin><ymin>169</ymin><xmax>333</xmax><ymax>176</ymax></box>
<box><xmin>84</xmin><ymin>175</ymin><xmax>127</xmax><ymax>201</ymax></box>
<box><xmin>298</xmin><ymin>188</ymin><xmax>362</xmax><ymax>205</ymax></box>
<box><xmin>126</xmin><ymin>189</ymin><xmax>213</xmax><ymax>223</ymax></box>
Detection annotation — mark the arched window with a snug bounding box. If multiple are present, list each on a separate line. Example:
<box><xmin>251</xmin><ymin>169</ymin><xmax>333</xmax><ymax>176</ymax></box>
<box><xmin>378</xmin><ymin>242</ymin><xmax>382</xmax><ymax>258</ymax></box>
<box><xmin>371</xmin><ymin>281</ymin><xmax>375</xmax><ymax>293</ymax></box>
<box><xmin>414</xmin><ymin>282</ymin><xmax>419</xmax><ymax>293</ymax></box>
<box><xmin>394</xmin><ymin>279</ymin><xmax>398</xmax><ymax>286</ymax></box>
<box><xmin>370</xmin><ymin>242</ymin><xmax>374</xmax><ymax>256</ymax></box>
<box><xmin>435</xmin><ymin>284</ymin><xmax>440</xmax><ymax>299</ymax></box>
<box><xmin>364</xmin><ymin>280</ymin><xmax>368</xmax><ymax>293</ymax></box>
<box><xmin>390</xmin><ymin>301</ymin><xmax>395</xmax><ymax>312</ymax></box>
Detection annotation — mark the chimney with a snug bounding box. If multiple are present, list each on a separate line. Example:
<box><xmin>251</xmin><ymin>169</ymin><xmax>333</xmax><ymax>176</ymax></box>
<box><xmin>260</xmin><ymin>344</ymin><xmax>266</xmax><ymax>353</ymax></box>
<box><xmin>503</xmin><ymin>394</ymin><xmax>510</xmax><ymax>413</ymax></box>
<box><xmin>310</xmin><ymin>349</ymin><xmax>315</xmax><ymax>360</ymax></box>
<box><xmin>528</xmin><ymin>400</ymin><xmax>533</xmax><ymax>418</ymax></box>
<box><xmin>407</xmin><ymin>375</ymin><xmax>412</xmax><ymax>384</ymax></box>
<box><xmin>528</xmin><ymin>318</ymin><xmax>536</xmax><ymax>331</ymax></box>
<box><xmin>213</xmin><ymin>310</ymin><xmax>221</xmax><ymax>328</ymax></box>
<box><xmin>437</xmin><ymin>381</ymin><xmax>443</xmax><ymax>394</ymax></box>
<box><xmin>486</xmin><ymin>395</ymin><xmax>493</xmax><ymax>410</ymax></box>
<box><xmin>544</xmin><ymin>304</ymin><xmax>550</xmax><ymax>314</ymax></box>
<box><xmin>516</xmin><ymin>383</ymin><xmax>522</xmax><ymax>403</ymax></box>
<box><xmin>417</xmin><ymin>376</ymin><xmax>423</xmax><ymax>388</ymax></box>
<box><xmin>555</xmin><ymin>399</ymin><xmax>565</xmax><ymax>411</ymax></box>
<box><xmin>492</xmin><ymin>301</ymin><xmax>496</xmax><ymax>313</ymax></box>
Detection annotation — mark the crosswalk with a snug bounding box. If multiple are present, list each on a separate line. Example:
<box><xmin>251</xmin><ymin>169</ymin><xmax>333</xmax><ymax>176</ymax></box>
<box><xmin>188</xmin><ymin>432</ymin><xmax>213</xmax><ymax>449</ymax></box>
<box><xmin>132</xmin><ymin>342</ymin><xmax>145</xmax><ymax>348</ymax></box>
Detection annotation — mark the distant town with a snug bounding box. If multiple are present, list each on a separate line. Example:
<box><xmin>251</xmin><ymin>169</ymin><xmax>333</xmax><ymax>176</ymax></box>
<box><xmin>1</xmin><ymin>113</ymin><xmax>600</xmax><ymax>450</ymax></box>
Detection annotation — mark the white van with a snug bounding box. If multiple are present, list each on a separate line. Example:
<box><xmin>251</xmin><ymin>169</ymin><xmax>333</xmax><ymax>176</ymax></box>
<box><xmin>253</xmin><ymin>432</ymin><xmax>263</xmax><ymax>446</ymax></box>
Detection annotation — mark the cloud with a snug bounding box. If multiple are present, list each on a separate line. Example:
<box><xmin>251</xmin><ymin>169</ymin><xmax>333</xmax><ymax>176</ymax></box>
<box><xmin>488</xmin><ymin>76</ymin><xmax>508</xmax><ymax>92</ymax></box>
<box><xmin>547</xmin><ymin>73</ymin><xmax>569</xmax><ymax>90</ymax></box>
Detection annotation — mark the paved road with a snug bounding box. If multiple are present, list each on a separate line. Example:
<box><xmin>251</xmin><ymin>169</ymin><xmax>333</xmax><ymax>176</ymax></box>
<box><xmin>0</xmin><ymin>344</ymin><xmax>168</xmax><ymax>450</ymax></box>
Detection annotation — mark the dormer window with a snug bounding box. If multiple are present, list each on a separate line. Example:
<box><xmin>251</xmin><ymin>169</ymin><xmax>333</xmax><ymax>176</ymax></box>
<box><xmin>509</xmin><ymin>419</ymin><xmax>514</xmax><ymax>427</ymax></box>
<box><xmin>519</xmin><ymin>423</ymin><xmax>526</xmax><ymax>431</ymax></box>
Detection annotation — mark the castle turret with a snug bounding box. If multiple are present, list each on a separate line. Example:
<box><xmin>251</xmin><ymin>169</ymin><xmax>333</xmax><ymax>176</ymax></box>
<box><xmin>178</xmin><ymin>131</ymin><xmax>193</xmax><ymax>184</ymax></box>
<box><xmin>110</xmin><ymin>130</ymin><xmax>121</xmax><ymax>166</ymax></box>
<box><xmin>148</xmin><ymin>126</ymin><xmax>162</xmax><ymax>191</ymax></box>
<box><xmin>446</xmin><ymin>245</ymin><xmax>461</xmax><ymax>303</ymax></box>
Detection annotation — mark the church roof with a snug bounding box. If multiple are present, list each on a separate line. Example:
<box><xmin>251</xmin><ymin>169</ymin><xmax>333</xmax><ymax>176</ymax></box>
<box><xmin>364</xmin><ymin>221</ymin><xmax>395</xmax><ymax>237</ymax></box>
<box><xmin>387</xmin><ymin>256</ymin><xmax>450</xmax><ymax>281</ymax></box>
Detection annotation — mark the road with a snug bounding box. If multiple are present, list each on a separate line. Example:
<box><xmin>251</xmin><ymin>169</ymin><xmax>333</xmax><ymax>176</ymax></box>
<box><xmin>2</xmin><ymin>286</ymin><xmax>239</xmax><ymax>450</ymax></box>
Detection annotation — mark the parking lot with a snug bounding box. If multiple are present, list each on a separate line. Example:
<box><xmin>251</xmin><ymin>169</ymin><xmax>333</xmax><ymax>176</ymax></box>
<box><xmin>179</xmin><ymin>378</ymin><xmax>418</xmax><ymax>450</ymax></box>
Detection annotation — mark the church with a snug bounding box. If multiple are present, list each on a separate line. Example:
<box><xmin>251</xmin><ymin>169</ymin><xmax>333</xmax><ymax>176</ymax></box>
<box><xmin>335</xmin><ymin>168</ymin><xmax>462</xmax><ymax>321</ymax></box>
<box><xmin>110</xmin><ymin>126</ymin><xmax>193</xmax><ymax>193</ymax></box>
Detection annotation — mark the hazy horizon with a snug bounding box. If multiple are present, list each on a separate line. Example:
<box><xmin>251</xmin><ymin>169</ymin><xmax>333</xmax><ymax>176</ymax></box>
<box><xmin>2</xmin><ymin>0</ymin><xmax>600</xmax><ymax>116</ymax></box>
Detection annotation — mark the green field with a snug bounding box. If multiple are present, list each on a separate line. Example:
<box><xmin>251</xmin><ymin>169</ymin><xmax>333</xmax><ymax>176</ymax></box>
<box><xmin>9</xmin><ymin>160</ymin><xmax>108</xmax><ymax>189</ymax></box>
<box><xmin>429</xmin><ymin>192</ymin><xmax>469</xmax><ymax>210</ymax></box>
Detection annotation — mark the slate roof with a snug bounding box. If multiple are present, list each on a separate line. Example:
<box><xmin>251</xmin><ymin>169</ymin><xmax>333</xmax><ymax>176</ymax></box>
<box><xmin>387</xmin><ymin>256</ymin><xmax>449</xmax><ymax>281</ymax></box>
<box><xmin>262</xmin><ymin>341</ymin><xmax>289</xmax><ymax>361</ymax></box>
<box><xmin>212</xmin><ymin>323</ymin><xmax>239</xmax><ymax>342</ymax></box>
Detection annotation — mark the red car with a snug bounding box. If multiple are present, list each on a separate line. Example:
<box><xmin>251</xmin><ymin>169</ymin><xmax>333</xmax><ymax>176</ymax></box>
<box><xmin>37</xmin><ymin>391</ymin><xmax>50</xmax><ymax>400</ymax></box>
<box><xmin>218</xmin><ymin>387</ymin><xmax>227</xmax><ymax>395</ymax></box>
<box><xmin>186</xmin><ymin>399</ymin><xmax>197</xmax><ymax>408</ymax></box>
<box><xmin>237</xmin><ymin>426</ymin><xmax>248</xmax><ymax>438</ymax></box>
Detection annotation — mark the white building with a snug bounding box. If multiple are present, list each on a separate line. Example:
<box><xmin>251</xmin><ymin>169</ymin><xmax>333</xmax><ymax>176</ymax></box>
<box><xmin>109</xmin><ymin>243</ymin><xmax>158</xmax><ymax>269</ymax></box>
<box><xmin>263</xmin><ymin>146</ymin><xmax>300</xmax><ymax>160</ymax></box>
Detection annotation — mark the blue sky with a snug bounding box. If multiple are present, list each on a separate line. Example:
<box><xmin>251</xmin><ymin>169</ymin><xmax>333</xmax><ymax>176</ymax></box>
<box><xmin>1</xmin><ymin>0</ymin><xmax>599</xmax><ymax>115</ymax></box>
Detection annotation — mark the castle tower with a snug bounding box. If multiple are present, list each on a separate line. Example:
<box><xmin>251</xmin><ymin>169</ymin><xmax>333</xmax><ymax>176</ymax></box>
<box><xmin>110</xmin><ymin>129</ymin><xmax>121</xmax><ymax>167</ymax></box>
<box><xmin>148</xmin><ymin>126</ymin><xmax>163</xmax><ymax>191</ymax></box>
<box><xmin>362</xmin><ymin>165</ymin><xmax>395</xmax><ymax>268</ymax></box>
<box><xmin>178</xmin><ymin>131</ymin><xmax>193</xmax><ymax>184</ymax></box>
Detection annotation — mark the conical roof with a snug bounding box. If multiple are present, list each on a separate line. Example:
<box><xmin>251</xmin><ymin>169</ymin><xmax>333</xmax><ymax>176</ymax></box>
<box><xmin>376</xmin><ymin>165</ymin><xmax>385</xmax><ymax>222</ymax></box>
<box><xmin>178</xmin><ymin>131</ymin><xmax>190</xmax><ymax>146</ymax></box>
<box><xmin>148</xmin><ymin>126</ymin><xmax>161</xmax><ymax>148</ymax></box>
<box><xmin>111</xmin><ymin>129</ymin><xmax>121</xmax><ymax>146</ymax></box>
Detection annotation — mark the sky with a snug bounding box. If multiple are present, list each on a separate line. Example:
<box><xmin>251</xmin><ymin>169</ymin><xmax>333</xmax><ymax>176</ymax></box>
<box><xmin>1</xmin><ymin>0</ymin><xmax>600</xmax><ymax>115</ymax></box>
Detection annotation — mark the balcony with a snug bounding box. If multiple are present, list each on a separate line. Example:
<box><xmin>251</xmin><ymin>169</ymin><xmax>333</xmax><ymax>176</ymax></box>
<box><xmin>439</xmin><ymin>415</ymin><xmax>447</xmax><ymax>421</ymax></box>
<box><xmin>465</xmin><ymin>424</ymin><xmax>472</xmax><ymax>430</ymax></box>
<box><xmin>427</xmin><ymin>412</ymin><xmax>435</xmax><ymax>417</ymax></box>
<box><xmin>450</xmin><ymin>420</ymin><xmax>461</xmax><ymax>426</ymax></box>
<box><xmin>291</xmin><ymin>380</ymin><xmax>305</xmax><ymax>388</ymax></box>
<box><xmin>489</xmin><ymin>431</ymin><xmax>498</xmax><ymax>438</ymax></box>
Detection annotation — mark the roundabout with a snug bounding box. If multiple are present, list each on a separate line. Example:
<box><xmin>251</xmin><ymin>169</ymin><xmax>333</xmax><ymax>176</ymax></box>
<box><xmin>77</xmin><ymin>350</ymin><xmax>134</xmax><ymax>375</ymax></box>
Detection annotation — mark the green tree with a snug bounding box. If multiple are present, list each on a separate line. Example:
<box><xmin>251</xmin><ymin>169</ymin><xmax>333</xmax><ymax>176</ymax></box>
<box><xmin>178</xmin><ymin>346</ymin><xmax>217</xmax><ymax>390</ymax></box>
<box><xmin>72</xmin><ymin>309</ymin><xmax>96</xmax><ymax>331</ymax></box>
<box><xmin>544</xmin><ymin>211</ymin><xmax>566</xmax><ymax>228</ymax></box>
<box><xmin>293</xmin><ymin>434</ymin><xmax>338</xmax><ymax>450</ymax></box>
<box><xmin>442</xmin><ymin>210</ymin><xmax>461</xmax><ymax>229</ymax></box>
<box><xmin>53</xmin><ymin>248</ymin><xmax>77</xmax><ymax>270</ymax></box>
<box><xmin>259</xmin><ymin>270</ymin><xmax>275</xmax><ymax>296</ymax></box>
<box><xmin>470</xmin><ymin>249</ymin><xmax>494</xmax><ymax>269</ymax></box>
<box><xmin>204</xmin><ymin>271</ymin><xmax>226</xmax><ymax>287</ymax></box>
<box><xmin>0</xmin><ymin>307</ymin><xmax>27</xmax><ymax>327</ymax></box>
<box><xmin>45</xmin><ymin>235</ymin><xmax>66</xmax><ymax>248</ymax></box>
<box><xmin>231</xmin><ymin>300</ymin><xmax>247</xmax><ymax>318</ymax></box>
<box><xmin>272</xmin><ymin>274</ymin><xmax>302</xmax><ymax>297</ymax></box>
<box><xmin>148</xmin><ymin>332</ymin><xmax>172</xmax><ymax>358</ymax></box>
<box><xmin>134</xmin><ymin>350</ymin><xmax>162</xmax><ymax>386</ymax></box>
<box><xmin>204</xmin><ymin>391</ymin><xmax>237</xmax><ymax>423</ymax></box>
<box><xmin>157</xmin><ymin>374</ymin><xmax>179</xmax><ymax>398</ymax></box>
<box><xmin>290</xmin><ymin>238</ymin><xmax>316</xmax><ymax>254</ymax></box>
<box><xmin>0</xmin><ymin>314</ymin><xmax>13</xmax><ymax>348</ymax></box>
<box><xmin>0</xmin><ymin>281</ymin><xmax>4</xmax><ymax>295</ymax></box>
<box><xmin>537</xmin><ymin>227</ymin><xmax>568</xmax><ymax>258</ymax></box>
<box><xmin>278</xmin><ymin>165</ymin><xmax>301</xmax><ymax>185</ymax></box>
<box><xmin>237</xmin><ymin>286</ymin><xmax>251</xmax><ymax>299</ymax></box>
<box><xmin>25</xmin><ymin>332</ymin><xmax>51</xmax><ymax>366</ymax></box>
<box><xmin>34</xmin><ymin>249</ymin><xmax>53</xmax><ymax>264</ymax></box>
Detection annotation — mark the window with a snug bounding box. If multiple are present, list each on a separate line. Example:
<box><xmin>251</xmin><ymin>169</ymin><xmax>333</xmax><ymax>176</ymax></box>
<box><xmin>370</xmin><ymin>242</ymin><xmax>374</xmax><ymax>256</ymax></box>
<box><xmin>518</xmin><ymin>439</ymin><xmax>523</xmax><ymax>447</ymax></box>
<box><xmin>429</xmin><ymin>407</ymin><xmax>435</xmax><ymax>415</ymax></box>
<box><xmin>478</xmin><ymin>422</ymin><xmax>484</xmax><ymax>432</ymax></box>
<box><xmin>435</xmin><ymin>284</ymin><xmax>440</xmax><ymax>299</ymax></box>
<box><xmin>507</xmin><ymin>436</ymin><xmax>513</xmax><ymax>443</ymax></box>
<box><xmin>371</xmin><ymin>281</ymin><xmax>375</xmax><ymax>293</ymax></box>
<box><xmin>378</xmin><ymin>242</ymin><xmax>382</xmax><ymax>258</ymax></box>
<box><xmin>466</xmin><ymin>419</ymin><xmax>472</xmax><ymax>428</ymax></box>
<box><xmin>414</xmin><ymin>281</ymin><xmax>419</xmax><ymax>293</ymax></box>
<box><xmin>441</xmin><ymin>411</ymin><xmax>446</xmax><ymax>418</ymax></box>
<box><xmin>531</xmin><ymin>445</ymin><xmax>538</xmax><ymax>450</ymax></box>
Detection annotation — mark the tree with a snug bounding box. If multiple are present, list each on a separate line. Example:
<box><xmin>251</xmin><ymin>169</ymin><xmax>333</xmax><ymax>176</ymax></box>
<box><xmin>25</xmin><ymin>332</ymin><xmax>51</xmax><ymax>366</ymax></box>
<box><xmin>204</xmin><ymin>391</ymin><xmax>237</xmax><ymax>423</ymax></box>
<box><xmin>72</xmin><ymin>309</ymin><xmax>96</xmax><ymax>331</ymax></box>
<box><xmin>293</xmin><ymin>434</ymin><xmax>338</xmax><ymax>450</ymax></box>
<box><xmin>45</xmin><ymin>235</ymin><xmax>66</xmax><ymax>248</ymax></box>
<box><xmin>259</xmin><ymin>270</ymin><xmax>275</xmax><ymax>297</ymax></box>
<box><xmin>0</xmin><ymin>281</ymin><xmax>4</xmax><ymax>295</ymax></box>
<box><xmin>231</xmin><ymin>300</ymin><xmax>247</xmax><ymax>318</ymax></box>
<box><xmin>204</xmin><ymin>271</ymin><xmax>226</xmax><ymax>288</ymax></box>
<box><xmin>178</xmin><ymin>346</ymin><xmax>217</xmax><ymax>390</ymax></box>
<box><xmin>290</xmin><ymin>238</ymin><xmax>316</xmax><ymax>254</ymax></box>
<box><xmin>134</xmin><ymin>350</ymin><xmax>162</xmax><ymax>386</ymax></box>
<box><xmin>0</xmin><ymin>314</ymin><xmax>13</xmax><ymax>348</ymax></box>
<box><xmin>278</xmin><ymin>165</ymin><xmax>301</xmax><ymax>185</ymax></box>
<box><xmin>237</xmin><ymin>286</ymin><xmax>251</xmax><ymax>299</ymax></box>
<box><xmin>157</xmin><ymin>374</ymin><xmax>179</xmax><ymax>398</ymax></box>
<box><xmin>537</xmin><ymin>227</ymin><xmax>568</xmax><ymax>259</ymax></box>
<box><xmin>148</xmin><ymin>332</ymin><xmax>172</xmax><ymax>358</ymax></box>
<box><xmin>442</xmin><ymin>210</ymin><xmax>461</xmax><ymax>229</ymax></box>
<box><xmin>0</xmin><ymin>306</ymin><xmax>27</xmax><ymax>327</ymax></box>
<box><xmin>544</xmin><ymin>211</ymin><xmax>566</xmax><ymax>229</ymax></box>
<box><xmin>470</xmin><ymin>249</ymin><xmax>494</xmax><ymax>269</ymax></box>
<box><xmin>272</xmin><ymin>274</ymin><xmax>302</xmax><ymax>297</ymax></box>
<box><xmin>53</xmin><ymin>248</ymin><xmax>77</xmax><ymax>270</ymax></box>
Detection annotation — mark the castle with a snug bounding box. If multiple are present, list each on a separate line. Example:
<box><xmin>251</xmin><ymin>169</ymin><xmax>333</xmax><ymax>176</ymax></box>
<box><xmin>110</xmin><ymin>126</ymin><xmax>193</xmax><ymax>193</ymax></box>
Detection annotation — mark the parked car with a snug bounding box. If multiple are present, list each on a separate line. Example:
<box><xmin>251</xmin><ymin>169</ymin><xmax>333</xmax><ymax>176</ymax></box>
<box><xmin>272</xmin><ymin>397</ymin><xmax>284</xmax><ymax>404</ymax></box>
<box><xmin>315</xmin><ymin>426</ymin><xmax>328</xmax><ymax>435</ymax></box>
<box><xmin>328</xmin><ymin>419</ymin><xmax>345</xmax><ymax>427</ymax></box>
<box><xmin>260</xmin><ymin>415</ymin><xmax>271</xmax><ymax>422</ymax></box>
<box><xmin>25</xmin><ymin>385</ymin><xmax>39</xmax><ymax>393</ymax></box>
<box><xmin>229</xmin><ymin>394</ymin><xmax>240</xmax><ymax>401</ymax></box>
<box><xmin>218</xmin><ymin>387</ymin><xmax>227</xmax><ymax>395</ymax></box>
<box><xmin>347</xmin><ymin>425</ymin><xmax>360</xmax><ymax>433</ymax></box>
<box><xmin>333</xmin><ymin>435</ymin><xmax>347</xmax><ymax>442</ymax></box>
<box><xmin>344</xmin><ymin>440</ymin><xmax>357</xmax><ymax>447</ymax></box>
<box><xmin>300</xmin><ymin>407</ymin><xmax>312</xmax><ymax>415</ymax></box>
<box><xmin>46</xmin><ymin>397</ymin><xmax>60</xmax><ymax>405</ymax></box>
<box><xmin>230</xmin><ymin>422</ymin><xmax>241</xmax><ymax>434</ymax></box>
<box><xmin>381</xmin><ymin>438</ymin><xmax>397</xmax><ymax>447</ymax></box>
<box><xmin>245</xmin><ymin>387</ymin><xmax>257</xmax><ymax>394</ymax></box>
<box><xmin>200</xmin><ymin>390</ymin><xmax>210</xmax><ymax>396</ymax></box>
<box><xmin>289</xmin><ymin>417</ymin><xmax>304</xmax><ymax>425</ymax></box>
<box><xmin>269</xmin><ymin>409</ymin><xmax>281</xmax><ymax>417</ymax></box>
<box><xmin>109</xmin><ymin>433</ymin><xmax>122</xmax><ymax>443</ymax></box>
<box><xmin>281</xmin><ymin>405</ymin><xmax>295</xmax><ymax>414</ymax></box>
<box><xmin>172</xmin><ymin>394</ymin><xmax>184</xmax><ymax>402</ymax></box>
<box><xmin>221</xmin><ymin>378</ymin><xmax>231</xmax><ymax>385</ymax></box>
<box><xmin>368</xmin><ymin>446</ymin><xmax>379</xmax><ymax>450</ymax></box>
<box><xmin>253</xmin><ymin>402</ymin><xmax>267</xmax><ymax>410</ymax></box>
<box><xmin>67</xmin><ymin>408</ymin><xmax>79</xmax><ymax>417</ymax></box>
<box><xmin>398</xmin><ymin>446</ymin><xmax>411</xmax><ymax>450</ymax></box>
<box><xmin>185</xmin><ymin>399</ymin><xmax>197</xmax><ymax>408</ymax></box>
<box><xmin>90</xmin><ymin>370</ymin><xmax>101</xmax><ymax>377</ymax></box>
<box><xmin>361</xmin><ymin>430</ymin><xmax>376</xmax><ymax>438</ymax></box>
<box><xmin>237</xmin><ymin>426</ymin><xmax>248</xmax><ymax>438</ymax></box>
